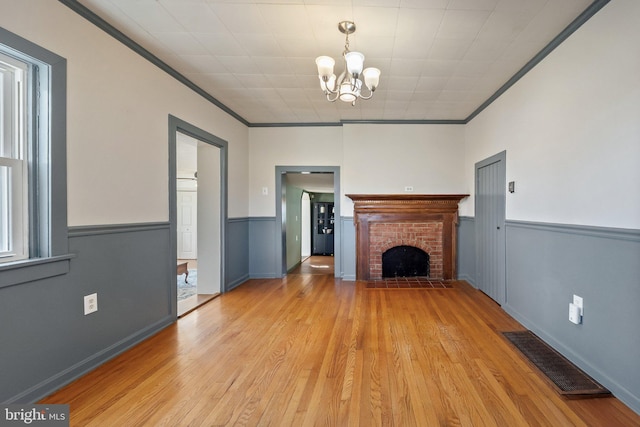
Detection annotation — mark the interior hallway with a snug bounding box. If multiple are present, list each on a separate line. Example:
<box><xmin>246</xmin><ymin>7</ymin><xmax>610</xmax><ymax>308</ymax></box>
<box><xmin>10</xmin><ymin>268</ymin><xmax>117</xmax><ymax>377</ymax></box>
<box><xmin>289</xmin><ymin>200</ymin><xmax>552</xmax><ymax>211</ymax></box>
<box><xmin>289</xmin><ymin>255</ymin><xmax>334</xmax><ymax>276</ymax></box>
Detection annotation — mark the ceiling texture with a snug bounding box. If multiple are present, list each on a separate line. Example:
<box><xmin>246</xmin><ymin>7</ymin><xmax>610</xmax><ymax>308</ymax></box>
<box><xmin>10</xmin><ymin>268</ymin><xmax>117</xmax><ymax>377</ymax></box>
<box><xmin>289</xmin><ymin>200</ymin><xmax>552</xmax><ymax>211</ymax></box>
<box><xmin>69</xmin><ymin>0</ymin><xmax>606</xmax><ymax>126</ymax></box>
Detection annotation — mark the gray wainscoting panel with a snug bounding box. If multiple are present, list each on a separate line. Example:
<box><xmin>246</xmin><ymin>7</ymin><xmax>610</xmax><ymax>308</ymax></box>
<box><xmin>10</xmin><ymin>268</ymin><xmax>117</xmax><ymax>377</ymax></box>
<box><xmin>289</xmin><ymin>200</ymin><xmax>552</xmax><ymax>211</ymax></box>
<box><xmin>341</xmin><ymin>217</ymin><xmax>356</xmax><ymax>281</ymax></box>
<box><xmin>503</xmin><ymin>220</ymin><xmax>640</xmax><ymax>414</ymax></box>
<box><xmin>457</xmin><ymin>216</ymin><xmax>476</xmax><ymax>285</ymax></box>
<box><xmin>0</xmin><ymin>223</ymin><xmax>174</xmax><ymax>403</ymax></box>
<box><xmin>249</xmin><ymin>217</ymin><xmax>277</xmax><ymax>278</ymax></box>
<box><xmin>226</xmin><ymin>218</ymin><xmax>250</xmax><ymax>290</ymax></box>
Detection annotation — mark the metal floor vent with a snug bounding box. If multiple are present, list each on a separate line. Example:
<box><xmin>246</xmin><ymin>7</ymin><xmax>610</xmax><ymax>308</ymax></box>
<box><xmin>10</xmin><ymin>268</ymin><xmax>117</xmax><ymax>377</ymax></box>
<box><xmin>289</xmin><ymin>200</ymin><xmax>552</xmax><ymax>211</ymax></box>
<box><xmin>503</xmin><ymin>330</ymin><xmax>610</xmax><ymax>397</ymax></box>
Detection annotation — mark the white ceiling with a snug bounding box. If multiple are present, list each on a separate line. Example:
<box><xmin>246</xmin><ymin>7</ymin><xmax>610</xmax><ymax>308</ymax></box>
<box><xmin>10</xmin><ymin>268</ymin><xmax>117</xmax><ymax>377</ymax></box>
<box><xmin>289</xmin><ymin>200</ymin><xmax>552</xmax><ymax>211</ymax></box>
<box><xmin>75</xmin><ymin>0</ymin><xmax>596</xmax><ymax>124</ymax></box>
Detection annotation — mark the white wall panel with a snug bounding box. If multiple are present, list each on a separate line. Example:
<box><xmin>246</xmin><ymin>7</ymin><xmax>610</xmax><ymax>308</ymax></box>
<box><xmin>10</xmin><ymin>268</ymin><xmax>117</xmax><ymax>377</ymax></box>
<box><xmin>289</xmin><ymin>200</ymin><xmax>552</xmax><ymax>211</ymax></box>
<box><xmin>342</xmin><ymin>124</ymin><xmax>466</xmax><ymax>215</ymax></box>
<box><xmin>248</xmin><ymin>126</ymin><xmax>343</xmax><ymax>217</ymax></box>
<box><xmin>462</xmin><ymin>0</ymin><xmax>640</xmax><ymax>229</ymax></box>
<box><xmin>248</xmin><ymin>124</ymin><xmax>466</xmax><ymax>217</ymax></box>
<box><xmin>0</xmin><ymin>0</ymin><xmax>249</xmax><ymax>225</ymax></box>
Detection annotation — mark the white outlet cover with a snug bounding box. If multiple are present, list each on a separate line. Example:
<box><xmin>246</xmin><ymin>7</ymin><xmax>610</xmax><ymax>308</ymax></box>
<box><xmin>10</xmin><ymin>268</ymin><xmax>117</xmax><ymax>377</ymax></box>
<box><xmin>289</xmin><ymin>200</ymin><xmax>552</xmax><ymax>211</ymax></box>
<box><xmin>84</xmin><ymin>293</ymin><xmax>98</xmax><ymax>315</ymax></box>
<box><xmin>573</xmin><ymin>294</ymin><xmax>583</xmax><ymax>315</ymax></box>
<box><xmin>569</xmin><ymin>303</ymin><xmax>581</xmax><ymax>324</ymax></box>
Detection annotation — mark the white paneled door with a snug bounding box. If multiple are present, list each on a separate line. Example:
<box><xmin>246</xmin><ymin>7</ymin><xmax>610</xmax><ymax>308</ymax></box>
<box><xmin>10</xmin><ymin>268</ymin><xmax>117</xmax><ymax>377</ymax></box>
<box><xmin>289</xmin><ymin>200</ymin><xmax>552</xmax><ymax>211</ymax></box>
<box><xmin>475</xmin><ymin>151</ymin><xmax>506</xmax><ymax>305</ymax></box>
<box><xmin>177</xmin><ymin>191</ymin><xmax>197</xmax><ymax>259</ymax></box>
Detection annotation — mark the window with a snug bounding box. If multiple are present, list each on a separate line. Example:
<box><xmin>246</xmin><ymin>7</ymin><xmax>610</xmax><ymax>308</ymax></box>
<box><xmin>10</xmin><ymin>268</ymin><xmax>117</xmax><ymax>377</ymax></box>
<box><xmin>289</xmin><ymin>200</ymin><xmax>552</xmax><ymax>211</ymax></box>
<box><xmin>0</xmin><ymin>52</ymin><xmax>29</xmax><ymax>262</ymax></box>
<box><xmin>0</xmin><ymin>27</ymin><xmax>69</xmax><ymax>286</ymax></box>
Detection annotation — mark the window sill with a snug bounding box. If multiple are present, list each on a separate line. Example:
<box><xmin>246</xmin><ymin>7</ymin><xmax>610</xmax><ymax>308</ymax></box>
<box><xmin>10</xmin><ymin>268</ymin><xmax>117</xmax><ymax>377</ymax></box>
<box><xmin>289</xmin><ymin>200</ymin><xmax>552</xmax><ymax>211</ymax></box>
<box><xmin>0</xmin><ymin>254</ymin><xmax>75</xmax><ymax>289</ymax></box>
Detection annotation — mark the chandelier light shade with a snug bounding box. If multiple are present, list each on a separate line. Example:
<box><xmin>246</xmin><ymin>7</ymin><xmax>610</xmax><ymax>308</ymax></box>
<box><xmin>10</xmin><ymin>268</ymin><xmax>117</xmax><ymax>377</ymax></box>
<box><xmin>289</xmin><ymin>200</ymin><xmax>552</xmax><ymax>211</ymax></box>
<box><xmin>345</xmin><ymin>51</ymin><xmax>364</xmax><ymax>76</ymax></box>
<box><xmin>315</xmin><ymin>21</ymin><xmax>380</xmax><ymax>106</ymax></box>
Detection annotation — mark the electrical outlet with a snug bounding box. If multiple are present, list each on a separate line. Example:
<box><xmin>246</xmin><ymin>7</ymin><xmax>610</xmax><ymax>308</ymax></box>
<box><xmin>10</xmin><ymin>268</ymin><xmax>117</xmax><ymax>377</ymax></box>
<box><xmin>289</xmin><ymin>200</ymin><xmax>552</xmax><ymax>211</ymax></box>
<box><xmin>404</xmin><ymin>186</ymin><xmax>414</xmax><ymax>192</ymax></box>
<box><xmin>569</xmin><ymin>294</ymin><xmax>583</xmax><ymax>324</ymax></box>
<box><xmin>573</xmin><ymin>294</ymin><xmax>583</xmax><ymax>316</ymax></box>
<box><xmin>569</xmin><ymin>303</ymin><xmax>581</xmax><ymax>324</ymax></box>
<box><xmin>84</xmin><ymin>293</ymin><xmax>98</xmax><ymax>315</ymax></box>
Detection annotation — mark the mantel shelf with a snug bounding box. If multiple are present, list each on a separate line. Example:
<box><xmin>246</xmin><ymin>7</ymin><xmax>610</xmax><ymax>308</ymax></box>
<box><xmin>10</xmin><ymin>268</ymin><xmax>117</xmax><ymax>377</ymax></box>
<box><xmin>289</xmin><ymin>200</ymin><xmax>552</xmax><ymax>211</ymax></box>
<box><xmin>347</xmin><ymin>194</ymin><xmax>469</xmax><ymax>202</ymax></box>
<box><xmin>347</xmin><ymin>194</ymin><xmax>468</xmax><ymax>214</ymax></box>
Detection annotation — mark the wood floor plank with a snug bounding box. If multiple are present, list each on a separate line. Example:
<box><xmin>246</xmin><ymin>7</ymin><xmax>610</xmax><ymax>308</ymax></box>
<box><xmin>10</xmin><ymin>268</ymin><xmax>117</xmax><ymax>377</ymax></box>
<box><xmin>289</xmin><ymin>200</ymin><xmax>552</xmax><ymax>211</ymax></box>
<box><xmin>41</xmin><ymin>261</ymin><xmax>640</xmax><ymax>426</ymax></box>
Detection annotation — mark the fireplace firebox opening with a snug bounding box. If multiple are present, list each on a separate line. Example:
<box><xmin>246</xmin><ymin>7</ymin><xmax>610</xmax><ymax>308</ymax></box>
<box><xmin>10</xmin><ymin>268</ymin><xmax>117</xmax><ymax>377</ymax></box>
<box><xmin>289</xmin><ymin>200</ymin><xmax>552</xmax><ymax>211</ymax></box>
<box><xmin>382</xmin><ymin>245</ymin><xmax>430</xmax><ymax>278</ymax></box>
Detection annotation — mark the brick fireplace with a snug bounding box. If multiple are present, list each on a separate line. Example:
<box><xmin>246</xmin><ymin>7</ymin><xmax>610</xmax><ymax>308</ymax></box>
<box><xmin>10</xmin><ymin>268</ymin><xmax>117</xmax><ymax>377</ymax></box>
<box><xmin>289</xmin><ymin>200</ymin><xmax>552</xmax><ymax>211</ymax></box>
<box><xmin>347</xmin><ymin>194</ymin><xmax>468</xmax><ymax>280</ymax></box>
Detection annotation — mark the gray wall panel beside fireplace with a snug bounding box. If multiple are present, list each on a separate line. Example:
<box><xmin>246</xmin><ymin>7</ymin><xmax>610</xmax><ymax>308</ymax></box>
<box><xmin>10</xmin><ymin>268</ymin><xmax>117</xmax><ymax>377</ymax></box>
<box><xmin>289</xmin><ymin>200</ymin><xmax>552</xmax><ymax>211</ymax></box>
<box><xmin>457</xmin><ymin>216</ymin><xmax>476</xmax><ymax>284</ymax></box>
<box><xmin>341</xmin><ymin>217</ymin><xmax>356</xmax><ymax>281</ymax></box>
<box><xmin>503</xmin><ymin>220</ymin><xmax>640</xmax><ymax>414</ymax></box>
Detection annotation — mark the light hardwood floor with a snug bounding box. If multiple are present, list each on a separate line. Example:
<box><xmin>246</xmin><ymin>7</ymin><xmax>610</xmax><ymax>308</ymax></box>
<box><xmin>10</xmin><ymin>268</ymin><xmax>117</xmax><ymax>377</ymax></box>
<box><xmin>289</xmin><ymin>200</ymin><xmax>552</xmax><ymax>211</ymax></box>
<box><xmin>42</xmin><ymin>259</ymin><xmax>639</xmax><ymax>426</ymax></box>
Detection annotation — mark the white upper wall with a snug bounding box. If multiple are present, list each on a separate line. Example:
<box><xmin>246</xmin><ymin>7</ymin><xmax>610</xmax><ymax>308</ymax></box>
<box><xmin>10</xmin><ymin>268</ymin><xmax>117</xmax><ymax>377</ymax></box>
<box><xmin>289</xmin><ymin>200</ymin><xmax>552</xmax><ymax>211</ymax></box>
<box><xmin>342</xmin><ymin>124</ymin><xmax>466</xmax><ymax>214</ymax></box>
<box><xmin>3</xmin><ymin>0</ymin><xmax>636</xmax><ymax>229</ymax></box>
<box><xmin>0</xmin><ymin>0</ymin><xmax>249</xmax><ymax>225</ymax></box>
<box><xmin>248</xmin><ymin>126</ymin><xmax>344</xmax><ymax>217</ymax></box>
<box><xmin>248</xmin><ymin>124</ymin><xmax>466</xmax><ymax>217</ymax></box>
<box><xmin>462</xmin><ymin>0</ymin><xmax>640</xmax><ymax>229</ymax></box>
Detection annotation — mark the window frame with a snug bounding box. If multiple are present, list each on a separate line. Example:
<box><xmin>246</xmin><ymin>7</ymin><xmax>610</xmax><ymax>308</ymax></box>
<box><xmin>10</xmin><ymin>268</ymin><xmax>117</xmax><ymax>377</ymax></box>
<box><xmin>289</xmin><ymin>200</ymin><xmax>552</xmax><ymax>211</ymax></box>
<box><xmin>0</xmin><ymin>50</ymin><xmax>29</xmax><ymax>262</ymax></box>
<box><xmin>0</xmin><ymin>27</ymin><xmax>71</xmax><ymax>288</ymax></box>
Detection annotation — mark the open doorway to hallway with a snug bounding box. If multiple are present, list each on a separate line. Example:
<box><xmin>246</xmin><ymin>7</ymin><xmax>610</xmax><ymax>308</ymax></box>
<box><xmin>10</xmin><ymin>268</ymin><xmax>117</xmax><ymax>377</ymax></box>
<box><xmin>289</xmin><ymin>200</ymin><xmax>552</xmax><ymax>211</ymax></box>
<box><xmin>175</xmin><ymin>132</ymin><xmax>221</xmax><ymax>316</ymax></box>
<box><xmin>276</xmin><ymin>167</ymin><xmax>340</xmax><ymax>278</ymax></box>
<box><xmin>169</xmin><ymin>116</ymin><xmax>228</xmax><ymax>318</ymax></box>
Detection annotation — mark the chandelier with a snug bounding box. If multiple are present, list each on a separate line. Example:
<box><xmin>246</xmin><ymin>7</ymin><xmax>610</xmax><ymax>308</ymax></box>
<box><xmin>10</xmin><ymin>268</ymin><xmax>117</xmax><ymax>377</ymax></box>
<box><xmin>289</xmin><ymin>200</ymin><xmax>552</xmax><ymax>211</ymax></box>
<box><xmin>315</xmin><ymin>21</ymin><xmax>380</xmax><ymax>106</ymax></box>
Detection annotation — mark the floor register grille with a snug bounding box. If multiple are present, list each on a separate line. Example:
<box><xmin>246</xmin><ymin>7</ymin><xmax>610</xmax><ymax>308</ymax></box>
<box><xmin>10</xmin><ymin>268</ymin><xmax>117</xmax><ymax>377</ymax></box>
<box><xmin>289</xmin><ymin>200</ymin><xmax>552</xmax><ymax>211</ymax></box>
<box><xmin>503</xmin><ymin>330</ymin><xmax>610</xmax><ymax>397</ymax></box>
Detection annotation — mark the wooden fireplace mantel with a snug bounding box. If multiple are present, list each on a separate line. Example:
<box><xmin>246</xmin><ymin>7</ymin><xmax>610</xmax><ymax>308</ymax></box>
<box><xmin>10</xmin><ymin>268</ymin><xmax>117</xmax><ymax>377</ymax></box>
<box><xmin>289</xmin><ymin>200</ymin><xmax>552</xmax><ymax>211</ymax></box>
<box><xmin>347</xmin><ymin>194</ymin><xmax>469</xmax><ymax>280</ymax></box>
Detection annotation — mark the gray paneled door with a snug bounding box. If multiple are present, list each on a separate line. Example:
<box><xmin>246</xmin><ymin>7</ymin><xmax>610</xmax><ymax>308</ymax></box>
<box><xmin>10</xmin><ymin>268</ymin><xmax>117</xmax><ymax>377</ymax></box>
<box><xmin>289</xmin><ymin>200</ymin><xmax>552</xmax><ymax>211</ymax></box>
<box><xmin>475</xmin><ymin>151</ymin><xmax>506</xmax><ymax>305</ymax></box>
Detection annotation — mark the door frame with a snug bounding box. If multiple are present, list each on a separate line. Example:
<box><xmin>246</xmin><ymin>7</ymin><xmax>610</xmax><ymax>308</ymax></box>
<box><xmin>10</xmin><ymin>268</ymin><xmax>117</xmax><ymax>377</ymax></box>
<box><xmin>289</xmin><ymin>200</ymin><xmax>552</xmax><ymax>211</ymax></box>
<box><xmin>169</xmin><ymin>115</ymin><xmax>228</xmax><ymax>318</ymax></box>
<box><xmin>275</xmin><ymin>166</ymin><xmax>341</xmax><ymax>278</ymax></box>
<box><xmin>474</xmin><ymin>150</ymin><xmax>506</xmax><ymax>304</ymax></box>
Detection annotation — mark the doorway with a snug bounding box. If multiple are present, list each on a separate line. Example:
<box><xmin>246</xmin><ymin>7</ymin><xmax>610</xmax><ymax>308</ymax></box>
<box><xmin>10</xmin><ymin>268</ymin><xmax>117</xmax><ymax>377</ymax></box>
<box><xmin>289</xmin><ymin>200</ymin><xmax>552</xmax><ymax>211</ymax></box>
<box><xmin>169</xmin><ymin>116</ymin><xmax>228</xmax><ymax>318</ymax></box>
<box><xmin>475</xmin><ymin>151</ymin><xmax>506</xmax><ymax>304</ymax></box>
<box><xmin>275</xmin><ymin>166</ymin><xmax>341</xmax><ymax>278</ymax></box>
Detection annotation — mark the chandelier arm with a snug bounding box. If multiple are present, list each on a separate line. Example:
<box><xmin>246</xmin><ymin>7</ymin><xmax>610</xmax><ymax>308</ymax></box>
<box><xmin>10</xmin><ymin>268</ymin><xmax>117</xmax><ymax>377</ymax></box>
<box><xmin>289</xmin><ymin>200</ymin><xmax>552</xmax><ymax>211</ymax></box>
<box><xmin>321</xmin><ymin>76</ymin><xmax>339</xmax><ymax>96</ymax></box>
<box><xmin>326</xmin><ymin>91</ymin><xmax>340</xmax><ymax>102</ymax></box>
<box><xmin>357</xmin><ymin>85</ymin><xmax>376</xmax><ymax>100</ymax></box>
<box><xmin>351</xmin><ymin>77</ymin><xmax>359</xmax><ymax>92</ymax></box>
